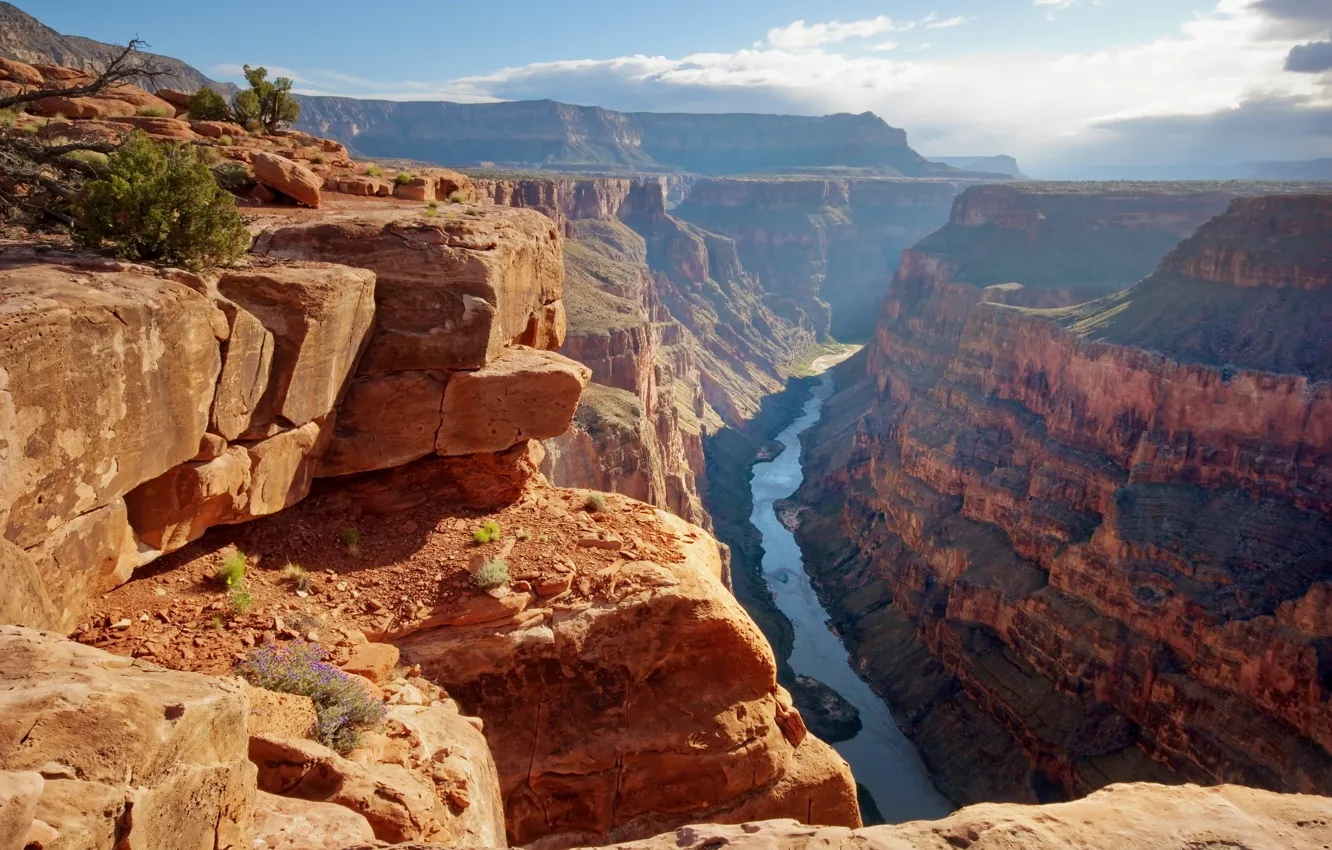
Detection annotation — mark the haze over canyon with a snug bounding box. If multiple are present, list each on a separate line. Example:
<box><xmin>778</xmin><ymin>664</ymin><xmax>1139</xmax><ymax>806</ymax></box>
<box><xmin>0</xmin><ymin>2</ymin><xmax>1330</xmax><ymax>849</ymax></box>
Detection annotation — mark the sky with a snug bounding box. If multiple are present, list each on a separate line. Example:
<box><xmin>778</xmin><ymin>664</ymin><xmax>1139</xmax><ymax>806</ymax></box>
<box><xmin>23</xmin><ymin>0</ymin><xmax>1332</xmax><ymax>174</ymax></box>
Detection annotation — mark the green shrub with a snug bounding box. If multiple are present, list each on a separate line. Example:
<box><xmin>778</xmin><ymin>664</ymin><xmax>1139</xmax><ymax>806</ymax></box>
<box><xmin>309</xmin><ymin>152</ymin><xmax>324</xmax><ymax>164</ymax></box>
<box><xmin>394</xmin><ymin>171</ymin><xmax>413</xmax><ymax>186</ymax></box>
<box><xmin>138</xmin><ymin>106</ymin><xmax>169</xmax><ymax>117</ymax></box>
<box><xmin>217</xmin><ymin>134</ymin><xmax>233</xmax><ymax>146</ymax></box>
<box><xmin>339</xmin><ymin>526</ymin><xmax>361</xmax><ymax>547</ymax></box>
<box><xmin>66</xmin><ymin>149</ymin><xmax>109</xmax><ymax>167</ymax></box>
<box><xmin>215</xmin><ymin>551</ymin><xmax>247</xmax><ymax>588</ymax></box>
<box><xmin>231</xmin><ymin>65</ymin><xmax>299</xmax><ymax>133</ymax></box>
<box><xmin>282</xmin><ymin>562</ymin><xmax>311</xmax><ymax>592</ymax></box>
<box><xmin>424</xmin><ymin>200</ymin><xmax>438</xmax><ymax>217</ymax></box>
<box><xmin>473</xmin><ymin>519</ymin><xmax>502</xmax><ymax>544</ymax></box>
<box><xmin>446</xmin><ymin>190</ymin><xmax>466</xmax><ymax>203</ymax></box>
<box><xmin>229</xmin><ymin>588</ymin><xmax>255</xmax><ymax>615</ymax></box>
<box><xmin>187</xmin><ymin>87</ymin><xmax>233</xmax><ymax>122</ymax></box>
<box><xmin>364</xmin><ymin>164</ymin><xmax>382</xmax><ymax>177</ymax></box>
<box><xmin>583</xmin><ymin>492</ymin><xmax>607</xmax><ymax>513</ymax></box>
<box><xmin>237</xmin><ymin>641</ymin><xmax>386</xmax><ymax>752</ymax></box>
<box><xmin>0</xmin><ymin>109</ymin><xmax>16</xmax><ymax>129</ymax></box>
<box><xmin>73</xmin><ymin>132</ymin><xmax>249</xmax><ymax>271</ymax></box>
<box><xmin>472</xmin><ymin>558</ymin><xmax>510</xmax><ymax>590</ymax></box>
<box><xmin>212</xmin><ymin>161</ymin><xmax>253</xmax><ymax>192</ymax></box>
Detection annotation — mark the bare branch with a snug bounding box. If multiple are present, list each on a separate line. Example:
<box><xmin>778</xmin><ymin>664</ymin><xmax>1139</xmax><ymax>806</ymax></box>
<box><xmin>0</xmin><ymin>38</ymin><xmax>168</xmax><ymax>112</ymax></box>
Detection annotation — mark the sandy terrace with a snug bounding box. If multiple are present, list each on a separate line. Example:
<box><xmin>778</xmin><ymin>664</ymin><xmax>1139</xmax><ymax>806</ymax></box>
<box><xmin>75</xmin><ymin>479</ymin><xmax>706</xmax><ymax>677</ymax></box>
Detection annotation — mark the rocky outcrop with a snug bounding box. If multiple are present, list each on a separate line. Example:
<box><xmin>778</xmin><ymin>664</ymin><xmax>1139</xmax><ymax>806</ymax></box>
<box><xmin>596</xmin><ymin>784</ymin><xmax>1332</xmax><ymax>850</ymax></box>
<box><xmin>393</xmin><ymin>500</ymin><xmax>859</xmax><ymax>846</ymax></box>
<box><xmin>796</xmin><ymin>192</ymin><xmax>1332</xmax><ymax>805</ymax></box>
<box><xmin>0</xmin><ymin>626</ymin><xmax>256</xmax><ymax>850</ymax></box>
<box><xmin>673</xmin><ymin>178</ymin><xmax>973</xmax><ymax>339</ymax></box>
<box><xmin>0</xmin><ymin>203</ymin><xmax>585</xmax><ymax>631</ymax></box>
<box><xmin>252</xmin><ymin>153</ymin><xmax>323</xmax><ymax>208</ymax></box>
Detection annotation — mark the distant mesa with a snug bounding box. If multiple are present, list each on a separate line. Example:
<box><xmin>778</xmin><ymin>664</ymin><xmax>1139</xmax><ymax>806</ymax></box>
<box><xmin>929</xmin><ymin>155</ymin><xmax>1028</xmax><ymax>178</ymax></box>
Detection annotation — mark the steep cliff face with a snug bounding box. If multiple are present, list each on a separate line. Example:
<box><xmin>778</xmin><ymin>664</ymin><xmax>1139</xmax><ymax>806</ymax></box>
<box><xmin>671</xmin><ymin>178</ymin><xmax>973</xmax><ymax>340</ymax></box>
<box><xmin>472</xmin><ymin>176</ymin><xmax>813</xmax><ymax>528</ymax></box>
<box><xmin>797</xmin><ymin>192</ymin><xmax>1332</xmax><ymax>805</ymax></box>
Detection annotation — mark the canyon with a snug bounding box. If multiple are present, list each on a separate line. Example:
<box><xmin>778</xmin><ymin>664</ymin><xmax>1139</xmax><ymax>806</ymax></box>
<box><xmin>795</xmin><ymin>184</ymin><xmax>1332</xmax><ymax>807</ymax></box>
<box><xmin>1</xmin><ymin>17</ymin><xmax>1332</xmax><ymax>850</ymax></box>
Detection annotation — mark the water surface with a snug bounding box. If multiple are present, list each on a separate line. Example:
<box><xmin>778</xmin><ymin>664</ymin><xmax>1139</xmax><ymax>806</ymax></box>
<box><xmin>749</xmin><ymin>364</ymin><xmax>953</xmax><ymax>823</ymax></box>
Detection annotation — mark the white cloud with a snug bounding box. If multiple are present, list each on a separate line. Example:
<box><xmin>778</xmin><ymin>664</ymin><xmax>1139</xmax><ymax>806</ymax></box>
<box><xmin>872</xmin><ymin>41</ymin><xmax>900</xmax><ymax>52</ymax></box>
<box><xmin>924</xmin><ymin>15</ymin><xmax>971</xmax><ymax>29</ymax></box>
<box><xmin>766</xmin><ymin>16</ymin><xmax>900</xmax><ymax>50</ymax></box>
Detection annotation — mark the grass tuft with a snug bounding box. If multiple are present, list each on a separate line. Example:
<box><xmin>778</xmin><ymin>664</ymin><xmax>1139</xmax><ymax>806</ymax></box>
<box><xmin>472</xmin><ymin>558</ymin><xmax>510</xmax><ymax>590</ymax></box>
<box><xmin>215</xmin><ymin>551</ymin><xmax>247</xmax><ymax>588</ymax></box>
<box><xmin>583</xmin><ymin>492</ymin><xmax>607</xmax><ymax>513</ymax></box>
<box><xmin>473</xmin><ymin>519</ymin><xmax>502</xmax><ymax>544</ymax></box>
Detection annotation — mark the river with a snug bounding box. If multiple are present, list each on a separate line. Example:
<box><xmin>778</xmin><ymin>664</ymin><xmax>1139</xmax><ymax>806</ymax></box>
<box><xmin>749</xmin><ymin>356</ymin><xmax>954</xmax><ymax>824</ymax></box>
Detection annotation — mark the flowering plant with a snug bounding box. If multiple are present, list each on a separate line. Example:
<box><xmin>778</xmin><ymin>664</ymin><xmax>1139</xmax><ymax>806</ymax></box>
<box><xmin>237</xmin><ymin>640</ymin><xmax>385</xmax><ymax>752</ymax></box>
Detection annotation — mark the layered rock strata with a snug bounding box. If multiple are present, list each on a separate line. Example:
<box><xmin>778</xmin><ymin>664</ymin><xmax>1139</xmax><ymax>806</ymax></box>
<box><xmin>796</xmin><ymin>192</ymin><xmax>1332</xmax><ymax>804</ymax></box>
<box><xmin>0</xmin><ymin>203</ymin><xmax>586</xmax><ymax>632</ymax></box>
<box><xmin>671</xmin><ymin>178</ymin><xmax>974</xmax><ymax>339</ymax></box>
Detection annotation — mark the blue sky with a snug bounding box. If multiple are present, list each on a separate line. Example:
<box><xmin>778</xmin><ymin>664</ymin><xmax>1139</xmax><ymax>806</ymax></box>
<box><xmin>22</xmin><ymin>0</ymin><xmax>1332</xmax><ymax>169</ymax></box>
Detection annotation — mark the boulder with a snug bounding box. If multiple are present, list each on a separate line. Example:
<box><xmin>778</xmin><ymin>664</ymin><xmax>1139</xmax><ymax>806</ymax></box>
<box><xmin>155</xmin><ymin>88</ymin><xmax>194</xmax><ymax>109</ymax></box>
<box><xmin>252</xmin><ymin>208</ymin><xmax>565</xmax><ymax>373</ymax></box>
<box><xmin>0</xmin><ymin>58</ymin><xmax>42</xmax><ymax>86</ymax></box>
<box><xmin>333</xmin><ymin>176</ymin><xmax>389</xmax><ymax>197</ymax></box>
<box><xmin>126</xmin><ymin>416</ymin><xmax>335</xmax><ymax>555</ymax></box>
<box><xmin>30</xmin><ymin>95</ymin><xmax>135</xmax><ymax>119</ymax></box>
<box><xmin>253</xmin><ymin>791</ymin><xmax>376</xmax><ymax>850</ymax></box>
<box><xmin>392</xmin><ymin>177</ymin><xmax>434</xmax><ymax>203</ymax></box>
<box><xmin>216</xmin><ymin>264</ymin><xmax>376</xmax><ymax>433</ymax></box>
<box><xmin>211</xmin><ymin>298</ymin><xmax>276</xmax><ymax>441</ymax></box>
<box><xmin>436</xmin><ymin>346</ymin><xmax>591</xmax><ymax>456</ymax></box>
<box><xmin>249</xmin><ymin>735</ymin><xmax>453</xmax><ymax>844</ymax></box>
<box><xmin>318</xmin><ymin>372</ymin><xmax>447</xmax><ymax>477</ymax></box>
<box><xmin>106</xmin><ymin>115</ymin><xmax>196</xmax><ymax>140</ymax></box>
<box><xmin>0</xmin><ymin>261</ymin><xmax>221</xmax><ymax>546</ymax></box>
<box><xmin>0</xmin><ymin>627</ymin><xmax>256</xmax><ymax>850</ymax></box>
<box><xmin>97</xmin><ymin>83</ymin><xmax>176</xmax><ymax>117</ymax></box>
<box><xmin>33</xmin><ymin>65</ymin><xmax>94</xmax><ymax>86</ymax></box>
<box><xmin>252</xmin><ymin>152</ymin><xmax>322</xmax><ymax>207</ymax></box>
<box><xmin>191</xmin><ymin>120</ymin><xmax>246</xmax><ymax>139</ymax></box>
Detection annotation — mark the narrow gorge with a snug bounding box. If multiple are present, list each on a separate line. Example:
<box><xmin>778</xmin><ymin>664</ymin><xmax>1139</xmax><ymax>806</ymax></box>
<box><xmin>2</xmin><ymin>13</ymin><xmax>1332</xmax><ymax>848</ymax></box>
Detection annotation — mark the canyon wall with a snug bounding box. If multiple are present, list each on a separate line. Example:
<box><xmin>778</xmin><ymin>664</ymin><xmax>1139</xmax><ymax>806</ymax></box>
<box><xmin>472</xmin><ymin>175</ymin><xmax>815</xmax><ymax>529</ymax></box>
<box><xmin>672</xmin><ymin>178</ymin><xmax>972</xmax><ymax>340</ymax></box>
<box><xmin>797</xmin><ymin>187</ymin><xmax>1332</xmax><ymax>805</ymax></box>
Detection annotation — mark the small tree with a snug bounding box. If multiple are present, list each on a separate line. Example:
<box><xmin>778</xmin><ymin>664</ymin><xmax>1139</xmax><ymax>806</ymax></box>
<box><xmin>73</xmin><ymin>131</ymin><xmax>249</xmax><ymax>270</ymax></box>
<box><xmin>187</xmin><ymin>86</ymin><xmax>232</xmax><ymax>122</ymax></box>
<box><xmin>232</xmin><ymin>65</ymin><xmax>299</xmax><ymax>134</ymax></box>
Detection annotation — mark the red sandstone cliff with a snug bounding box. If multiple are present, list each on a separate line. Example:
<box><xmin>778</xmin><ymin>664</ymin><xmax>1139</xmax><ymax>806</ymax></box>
<box><xmin>797</xmin><ymin>189</ymin><xmax>1332</xmax><ymax>805</ymax></box>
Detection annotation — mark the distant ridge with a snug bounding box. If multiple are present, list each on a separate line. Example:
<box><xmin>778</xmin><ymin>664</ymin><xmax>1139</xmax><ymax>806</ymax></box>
<box><xmin>931</xmin><ymin>155</ymin><xmax>1028</xmax><ymax>178</ymax></box>
<box><xmin>0</xmin><ymin>1</ymin><xmax>960</xmax><ymax>177</ymax></box>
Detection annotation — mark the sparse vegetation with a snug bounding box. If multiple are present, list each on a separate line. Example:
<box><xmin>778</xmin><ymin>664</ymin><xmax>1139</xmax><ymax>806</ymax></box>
<box><xmin>72</xmin><ymin>131</ymin><xmax>249</xmax><ymax>271</ymax></box>
<box><xmin>446</xmin><ymin>190</ymin><xmax>466</xmax><ymax>203</ymax></box>
<box><xmin>473</xmin><ymin>519</ymin><xmax>502</xmax><ymax>544</ymax></box>
<box><xmin>0</xmin><ymin>109</ymin><xmax>16</xmax><ymax>129</ymax></box>
<box><xmin>231</xmin><ymin>65</ymin><xmax>300</xmax><ymax>134</ymax></box>
<box><xmin>516</xmin><ymin>528</ymin><xmax>531</xmax><ymax>542</ymax></box>
<box><xmin>472</xmin><ymin>558</ymin><xmax>511</xmax><ymax>591</ymax></box>
<box><xmin>137</xmin><ymin>105</ymin><xmax>169</xmax><ymax>117</ymax></box>
<box><xmin>425</xmin><ymin>200</ymin><xmax>439</xmax><ymax>217</ymax></box>
<box><xmin>339</xmin><ymin>526</ymin><xmax>361</xmax><ymax>547</ymax></box>
<box><xmin>66</xmin><ymin>149</ymin><xmax>108</xmax><ymax>167</ymax></box>
<box><xmin>583</xmin><ymin>492</ymin><xmax>607</xmax><ymax>513</ymax></box>
<box><xmin>186</xmin><ymin>86</ymin><xmax>232</xmax><ymax>122</ymax></box>
<box><xmin>215</xmin><ymin>551</ymin><xmax>247</xmax><ymax>589</ymax></box>
<box><xmin>282</xmin><ymin>562</ymin><xmax>311</xmax><ymax>592</ymax></box>
<box><xmin>364</xmin><ymin>163</ymin><xmax>382</xmax><ymax>177</ymax></box>
<box><xmin>394</xmin><ymin>171</ymin><xmax>413</xmax><ymax>185</ymax></box>
<box><xmin>212</xmin><ymin>161</ymin><xmax>253</xmax><ymax>192</ymax></box>
<box><xmin>217</xmin><ymin>134</ymin><xmax>233</xmax><ymax>146</ymax></box>
<box><xmin>237</xmin><ymin>641</ymin><xmax>386</xmax><ymax>752</ymax></box>
<box><xmin>309</xmin><ymin>152</ymin><xmax>324</xmax><ymax>164</ymax></box>
<box><xmin>229</xmin><ymin>588</ymin><xmax>254</xmax><ymax>615</ymax></box>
